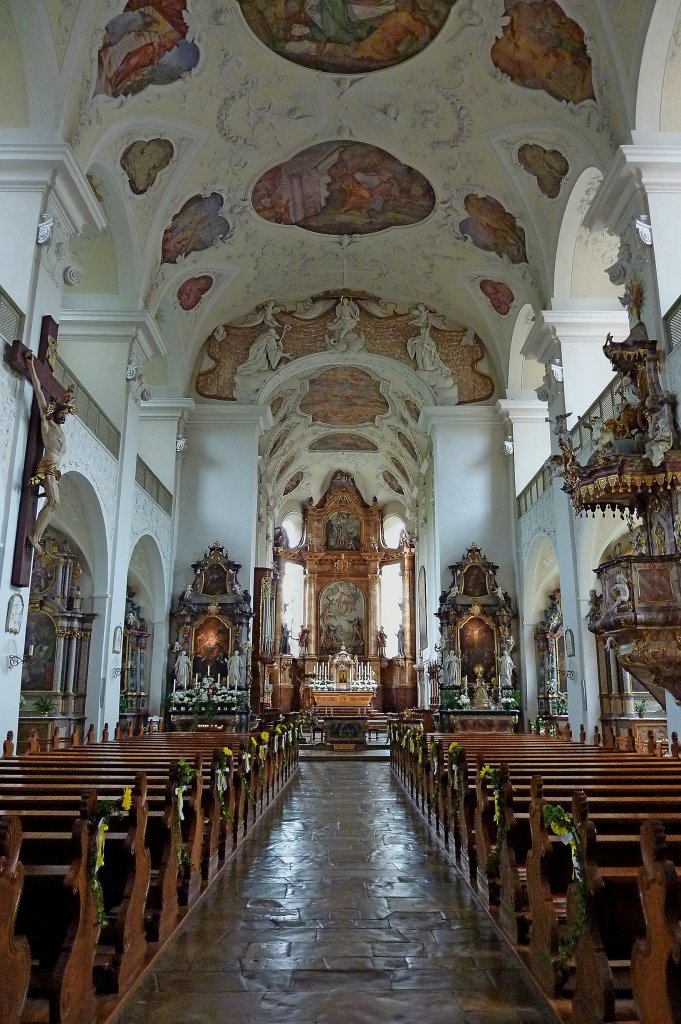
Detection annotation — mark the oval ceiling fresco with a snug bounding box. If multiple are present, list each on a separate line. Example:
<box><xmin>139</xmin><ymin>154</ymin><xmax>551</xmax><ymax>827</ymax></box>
<box><xmin>237</xmin><ymin>1</ymin><xmax>459</xmax><ymax>75</ymax></box>
<box><xmin>252</xmin><ymin>142</ymin><xmax>436</xmax><ymax>237</ymax></box>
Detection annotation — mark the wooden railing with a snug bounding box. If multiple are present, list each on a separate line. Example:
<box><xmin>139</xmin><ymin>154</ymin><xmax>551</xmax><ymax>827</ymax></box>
<box><xmin>0</xmin><ymin>286</ymin><xmax>24</xmax><ymax>346</ymax></box>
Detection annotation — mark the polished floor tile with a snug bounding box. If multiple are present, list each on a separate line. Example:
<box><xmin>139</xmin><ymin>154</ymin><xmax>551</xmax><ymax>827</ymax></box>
<box><xmin>116</xmin><ymin>763</ymin><xmax>557</xmax><ymax>1024</ymax></box>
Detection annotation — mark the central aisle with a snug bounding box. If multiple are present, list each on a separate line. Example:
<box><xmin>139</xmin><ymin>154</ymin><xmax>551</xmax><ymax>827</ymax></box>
<box><xmin>119</xmin><ymin>763</ymin><xmax>555</xmax><ymax>1024</ymax></box>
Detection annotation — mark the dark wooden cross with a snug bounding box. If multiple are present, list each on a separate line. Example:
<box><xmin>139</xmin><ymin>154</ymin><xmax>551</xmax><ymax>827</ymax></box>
<box><xmin>4</xmin><ymin>315</ymin><xmax>67</xmax><ymax>588</ymax></box>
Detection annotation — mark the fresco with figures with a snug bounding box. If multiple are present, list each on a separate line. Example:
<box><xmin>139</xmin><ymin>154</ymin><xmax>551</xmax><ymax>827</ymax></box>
<box><xmin>96</xmin><ymin>0</ymin><xmax>200</xmax><ymax>99</ymax></box>
<box><xmin>177</xmin><ymin>275</ymin><xmax>213</xmax><ymax>311</ymax></box>
<box><xmin>300</xmin><ymin>368</ymin><xmax>390</xmax><ymax>425</ymax></box>
<box><xmin>237</xmin><ymin>1</ymin><xmax>459</xmax><ymax>74</ymax></box>
<box><xmin>319</xmin><ymin>581</ymin><xmax>365</xmax><ymax>655</ymax></box>
<box><xmin>460</xmin><ymin>195</ymin><xmax>527</xmax><ymax>264</ymax></box>
<box><xmin>162</xmin><ymin>194</ymin><xmax>230</xmax><ymax>264</ymax></box>
<box><xmin>325</xmin><ymin>511</ymin><xmax>362</xmax><ymax>550</ymax></box>
<box><xmin>491</xmin><ymin>0</ymin><xmax>594</xmax><ymax>106</ymax></box>
<box><xmin>479</xmin><ymin>279</ymin><xmax>515</xmax><ymax>315</ymax></box>
<box><xmin>517</xmin><ymin>143</ymin><xmax>569</xmax><ymax>199</ymax></box>
<box><xmin>252</xmin><ymin>142</ymin><xmax>436</xmax><ymax>236</ymax></box>
<box><xmin>309</xmin><ymin>433</ymin><xmax>378</xmax><ymax>452</ymax></box>
<box><xmin>120</xmin><ymin>138</ymin><xmax>175</xmax><ymax>195</ymax></box>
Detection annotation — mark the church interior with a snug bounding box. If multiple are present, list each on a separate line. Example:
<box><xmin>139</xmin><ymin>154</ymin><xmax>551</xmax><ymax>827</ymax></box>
<box><xmin>2</xmin><ymin>2</ymin><xmax>681</xmax><ymax>1023</ymax></box>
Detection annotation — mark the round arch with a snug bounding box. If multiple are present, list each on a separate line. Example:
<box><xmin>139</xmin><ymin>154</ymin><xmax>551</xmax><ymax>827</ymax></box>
<box><xmin>128</xmin><ymin>533</ymin><xmax>170</xmax><ymax>717</ymax></box>
<box><xmin>635</xmin><ymin>0</ymin><xmax>681</xmax><ymax>134</ymax></box>
<box><xmin>507</xmin><ymin>302</ymin><xmax>544</xmax><ymax>394</ymax></box>
<box><xmin>522</xmin><ymin>534</ymin><xmax>559</xmax><ymax>622</ymax></box>
<box><xmin>553</xmin><ymin>168</ymin><xmax>621</xmax><ymax>303</ymax></box>
<box><xmin>53</xmin><ymin>471</ymin><xmax>110</xmax><ymax>730</ymax></box>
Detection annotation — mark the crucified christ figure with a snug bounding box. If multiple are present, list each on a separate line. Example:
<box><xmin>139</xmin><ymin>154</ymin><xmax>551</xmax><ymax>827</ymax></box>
<box><xmin>25</xmin><ymin>352</ymin><xmax>73</xmax><ymax>554</ymax></box>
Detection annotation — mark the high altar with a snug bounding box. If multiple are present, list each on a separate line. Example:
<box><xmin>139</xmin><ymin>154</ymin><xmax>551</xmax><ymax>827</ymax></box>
<box><xmin>253</xmin><ymin>472</ymin><xmax>416</xmax><ymax>713</ymax></box>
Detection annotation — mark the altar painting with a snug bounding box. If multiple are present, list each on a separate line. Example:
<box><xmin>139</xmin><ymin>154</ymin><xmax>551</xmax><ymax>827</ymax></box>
<box><xmin>192</xmin><ymin>615</ymin><xmax>231</xmax><ymax>677</ymax></box>
<box><xmin>252</xmin><ymin>142</ymin><xmax>436</xmax><ymax>236</ymax></box>
<box><xmin>237</xmin><ymin>1</ymin><xmax>459</xmax><ymax>75</ymax></box>
<box><xmin>319</xmin><ymin>581</ymin><xmax>365</xmax><ymax>654</ymax></box>
<box><xmin>22</xmin><ymin>611</ymin><xmax>56</xmax><ymax>690</ymax></box>
<box><xmin>96</xmin><ymin>1</ymin><xmax>200</xmax><ymax>99</ymax></box>
<box><xmin>458</xmin><ymin>616</ymin><xmax>496</xmax><ymax>691</ymax></box>
<box><xmin>325</xmin><ymin>511</ymin><xmax>361</xmax><ymax>550</ymax></box>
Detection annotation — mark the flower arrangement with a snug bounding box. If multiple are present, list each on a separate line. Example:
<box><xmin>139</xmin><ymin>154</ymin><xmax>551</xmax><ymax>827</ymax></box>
<box><xmin>499</xmin><ymin>693</ymin><xmax>519</xmax><ymax>710</ymax></box>
<box><xmin>168</xmin><ymin>680</ymin><xmax>244</xmax><ymax>717</ymax></box>
<box><xmin>89</xmin><ymin>787</ymin><xmax>133</xmax><ymax>926</ymax></box>
<box><xmin>442</xmin><ymin>690</ymin><xmax>470</xmax><ymax>711</ymax></box>
<box><xmin>216</xmin><ymin>747</ymin><xmax>232</xmax><ymax>821</ymax></box>
<box><xmin>175</xmin><ymin>758</ymin><xmax>195</xmax><ymax>869</ymax></box>
<box><xmin>480</xmin><ymin>763</ymin><xmax>504</xmax><ymax>877</ymax></box>
<box><xmin>634</xmin><ymin>699</ymin><xmax>647</xmax><ymax>718</ymax></box>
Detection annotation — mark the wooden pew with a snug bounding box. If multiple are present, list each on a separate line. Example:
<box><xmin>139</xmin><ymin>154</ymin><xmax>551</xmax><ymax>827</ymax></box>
<box><xmin>0</xmin><ymin>817</ymin><xmax>31</xmax><ymax>1024</ymax></box>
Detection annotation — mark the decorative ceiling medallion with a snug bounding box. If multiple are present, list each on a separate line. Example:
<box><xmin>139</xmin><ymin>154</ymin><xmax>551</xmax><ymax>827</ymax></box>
<box><xmin>309</xmin><ymin>433</ymin><xmax>379</xmax><ymax>453</ymax></box>
<box><xmin>237</xmin><ymin>1</ymin><xmax>459</xmax><ymax>75</ymax></box>
<box><xmin>177</xmin><ymin>275</ymin><xmax>213</xmax><ymax>311</ymax></box>
<box><xmin>459</xmin><ymin>195</ymin><xmax>527</xmax><ymax>264</ymax></box>
<box><xmin>479</xmin><ymin>279</ymin><xmax>515</xmax><ymax>316</ymax></box>
<box><xmin>120</xmin><ymin>139</ymin><xmax>174</xmax><ymax>195</ymax></box>
<box><xmin>95</xmin><ymin>1</ymin><xmax>199</xmax><ymax>99</ymax></box>
<box><xmin>162</xmin><ymin>194</ymin><xmax>230</xmax><ymax>264</ymax></box>
<box><xmin>252</xmin><ymin>142</ymin><xmax>435</xmax><ymax>236</ymax></box>
<box><xmin>491</xmin><ymin>0</ymin><xmax>595</xmax><ymax>106</ymax></box>
<box><xmin>518</xmin><ymin>144</ymin><xmax>569</xmax><ymax>199</ymax></box>
<box><xmin>299</xmin><ymin>367</ymin><xmax>389</xmax><ymax>425</ymax></box>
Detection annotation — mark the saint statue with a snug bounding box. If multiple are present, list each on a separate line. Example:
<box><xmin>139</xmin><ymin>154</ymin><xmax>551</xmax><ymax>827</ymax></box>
<box><xmin>233</xmin><ymin>325</ymin><xmax>291</xmax><ymax>401</ymax></box>
<box><xmin>396</xmin><ymin>623</ymin><xmax>405</xmax><ymax>657</ymax></box>
<box><xmin>228</xmin><ymin>648</ymin><xmax>242</xmax><ymax>689</ymax></box>
<box><xmin>26</xmin><ymin>353</ymin><xmax>74</xmax><ymax>554</ymax></box>
<box><xmin>173</xmin><ymin>649</ymin><xmax>192</xmax><ymax>691</ymax></box>
<box><xmin>279</xmin><ymin>622</ymin><xmax>291</xmax><ymax>655</ymax></box>
<box><xmin>377</xmin><ymin>626</ymin><xmax>387</xmax><ymax>656</ymax></box>
<box><xmin>498</xmin><ymin>644</ymin><xmax>513</xmax><ymax>692</ymax></box>
<box><xmin>406</xmin><ymin>317</ymin><xmax>458</xmax><ymax>404</ymax></box>
<box><xmin>446</xmin><ymin>649</ymin><xmax>461</xmax><ymax>688</ymax></box>
<box><xmin>611</xmin><ymin>571</ymin><xmax>630</xmax><ymax>611</ymax></box>
<box><xmin>298</xmin><ymin>625</ymin><xmax>310</xmax><ymax>654</ymax></box>
<box><xmin>324</xmin><ymin>297</ymin><xmax>366</xmax><ymax>352</ymax></box>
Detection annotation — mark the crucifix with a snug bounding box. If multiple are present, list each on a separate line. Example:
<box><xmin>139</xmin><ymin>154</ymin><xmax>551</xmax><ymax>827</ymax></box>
<box><xmin>4</xmin><ymin>316</ymin><xmax>74</xmax><ymax>588</ymax></box>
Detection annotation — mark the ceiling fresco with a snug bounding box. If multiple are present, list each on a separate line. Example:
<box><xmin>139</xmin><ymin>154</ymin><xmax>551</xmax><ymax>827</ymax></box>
<box><xmin>479</xmin><ymin>279</ymin><xmax>515</xmax><ymax>316</ymax></box>
<box><xmin>161</xmin><ymin>194</ymin><xmax>231</xmax><ymax>264</ymax></box>
<box><xmin>252</xmin><ymin>142</ymin><xmax>436</xmax><ymax>236</ymax></box>
<box><xmin>517</xmin><ymin>144</ymin><xmax>569</xmax><ymax>199</ymax></box>
<box><xmin>490</xmin><ymin>0</ymin><xmax>595</xmax><ymax>106</ymax></box>
<box><xmin>299</xmin><ymin>367</ymin><xmax>389</xmax><ymax>425</ymax></box>
<box><xmin>237</xmin><ymin>0</ymin><xmax>460</xmax><ymax>75</ymax></box>
<box><xmin>120</xmin><ymin>138</ymin><xmax>175</xmax><ymax>196</ymax></box>
<box><xmin>95</xmin><ymin>0</ymin><xmax>200</xmax><ymax>99</ymax></box>
<box><xmin>19</xmin><ymin>0</ymin><xmax>653</xmax><ymax>511</ymax></box>
<box><xmin>309</xmin><ymin>433</ymin><xmax>379</xmax><ymax>452</ymax></box>
<box><xmin>177</xmin><ymin>275</ymin><xmax>213</xmax><ymax>311</ymax></box>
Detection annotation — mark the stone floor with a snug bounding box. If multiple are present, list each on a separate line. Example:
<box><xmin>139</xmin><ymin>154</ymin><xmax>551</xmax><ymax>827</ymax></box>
<box><xmin>116</xmin><ymin>763</ymin><xmax>558</xmax><ymax>1024</ymax></box>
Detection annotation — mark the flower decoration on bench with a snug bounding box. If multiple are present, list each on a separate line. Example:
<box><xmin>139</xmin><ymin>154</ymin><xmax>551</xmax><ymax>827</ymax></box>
<box><xmin>89</xmin><ymin>787</ymin><xmax>133</xmax><ymax>926</ymax></box>
<box><xmin>175</xmin><ymin>758</ymin><xmax>196</xmax><ymax>869</ymax></box>
<box><xmin>480</xmin><ymin>763</ymin><xmax>504</xmax><ymax>878</ymax></box>
<box><xmin>543</xmin><ymin>803</ymin><xmax>587</xmax><ymax>976</ymax></box>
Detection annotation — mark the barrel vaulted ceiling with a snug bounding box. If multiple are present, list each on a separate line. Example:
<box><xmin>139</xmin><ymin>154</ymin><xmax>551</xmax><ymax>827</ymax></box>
<box><xmin>1</xmin><ymin>1</ymin><xmax>656</xmax><ymax>511</ymax></box>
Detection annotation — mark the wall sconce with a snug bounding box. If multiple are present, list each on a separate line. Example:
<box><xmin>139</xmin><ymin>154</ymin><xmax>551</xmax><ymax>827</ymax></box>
<box><xmin>6</xmin><ymin>644</ymin><xmax>33</xmax><ymax>670</ymax></box>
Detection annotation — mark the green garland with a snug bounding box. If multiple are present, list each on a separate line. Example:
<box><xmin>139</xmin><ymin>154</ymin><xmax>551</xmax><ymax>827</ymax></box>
<box><xmin>480</xmin><ymin>764</ymin><xmax>504</xmax><ymax>879</ymax></box>
<box><xmin>175</xmin><ymin>758</ymin><xmax>195</xmax><ymax>870</ymax></box>
<box><xmin>542</xmin><ymin>803</ymin><xmax>587</xmax><ymax>975</ymax></box>
<box><xmin>216</xmin><ymin>747</ymin><xmax>233</xmax><ymax>822</ymax></box>
<box><xmin>89</xmin><ymin>788</ymin><xmax>132</xmax><ymax>927</ymax></box>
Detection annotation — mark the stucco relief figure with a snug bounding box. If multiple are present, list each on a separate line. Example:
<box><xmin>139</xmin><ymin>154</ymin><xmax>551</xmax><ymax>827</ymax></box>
<box><xmin>173</xmin><ymin>648</ymin><xmax>192</xmax><ymax>691</ymax></box>
<box><xmin>407</xmin><ymin>321</ymin><xmax>458</xmax><ymax>404</ymax></box>
<box><xmin>26</xmin><ymin>354</ymin><xmax>74</xmax><ymax>555</ymax></box>
<box><xmin>233</xmin><ymin>326</ymin><xmax>292</xmax><ymax>401</ymax></box>
<box><xmin>324</xmin><ymin>298</ymin><xmax>366</xmax><ymax>353</ymax></box>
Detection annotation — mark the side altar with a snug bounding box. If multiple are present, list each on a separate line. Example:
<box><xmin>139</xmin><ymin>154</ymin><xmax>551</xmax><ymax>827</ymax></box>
<box><xmin>436</xmin><ymin>544</ymin><xmax>519</xmax><ymax>733</ymax></box>
<box><xmin>166</xmin><ymin>543</ymin><xmax>253</xmax><ymax>731</ymax></box>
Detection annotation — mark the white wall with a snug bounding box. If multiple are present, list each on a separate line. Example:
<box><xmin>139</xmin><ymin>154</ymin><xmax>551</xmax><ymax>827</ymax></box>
<box><xmin>174</xmin><ymin>405</ymin><xmax>270</xmax><ymax>598</ymax></box>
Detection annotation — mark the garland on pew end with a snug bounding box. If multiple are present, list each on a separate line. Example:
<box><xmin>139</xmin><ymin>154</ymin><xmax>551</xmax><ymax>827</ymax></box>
<box><xmin>175</xmin><ymin>758</ymin><xmax>196</xmax><ymax>870</ymax></box>
<box><xmin>216</xmin><ymin>747</ymin><xmax>233</xmax><ymax>822</ymax></box>
<box><xmin>480</xmin><ymin>764</ymin><xmax>504</xmax><ymax>879</ymax></box>
<box><xmin>542</xmin><ymin>803</ymin><xmax>587</xmax><ymax>975</ymax></box>
<box><xmin>89</xmin><ymin>787</ymin><xmax>133</xmax><ymax>927</ymax></box>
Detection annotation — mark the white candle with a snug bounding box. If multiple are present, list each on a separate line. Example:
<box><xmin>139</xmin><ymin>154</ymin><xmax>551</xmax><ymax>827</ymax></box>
<box><xmin>217</xmin><ymin>673</ymin><xmax>221</xmax><ymax>685</ymax></box>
